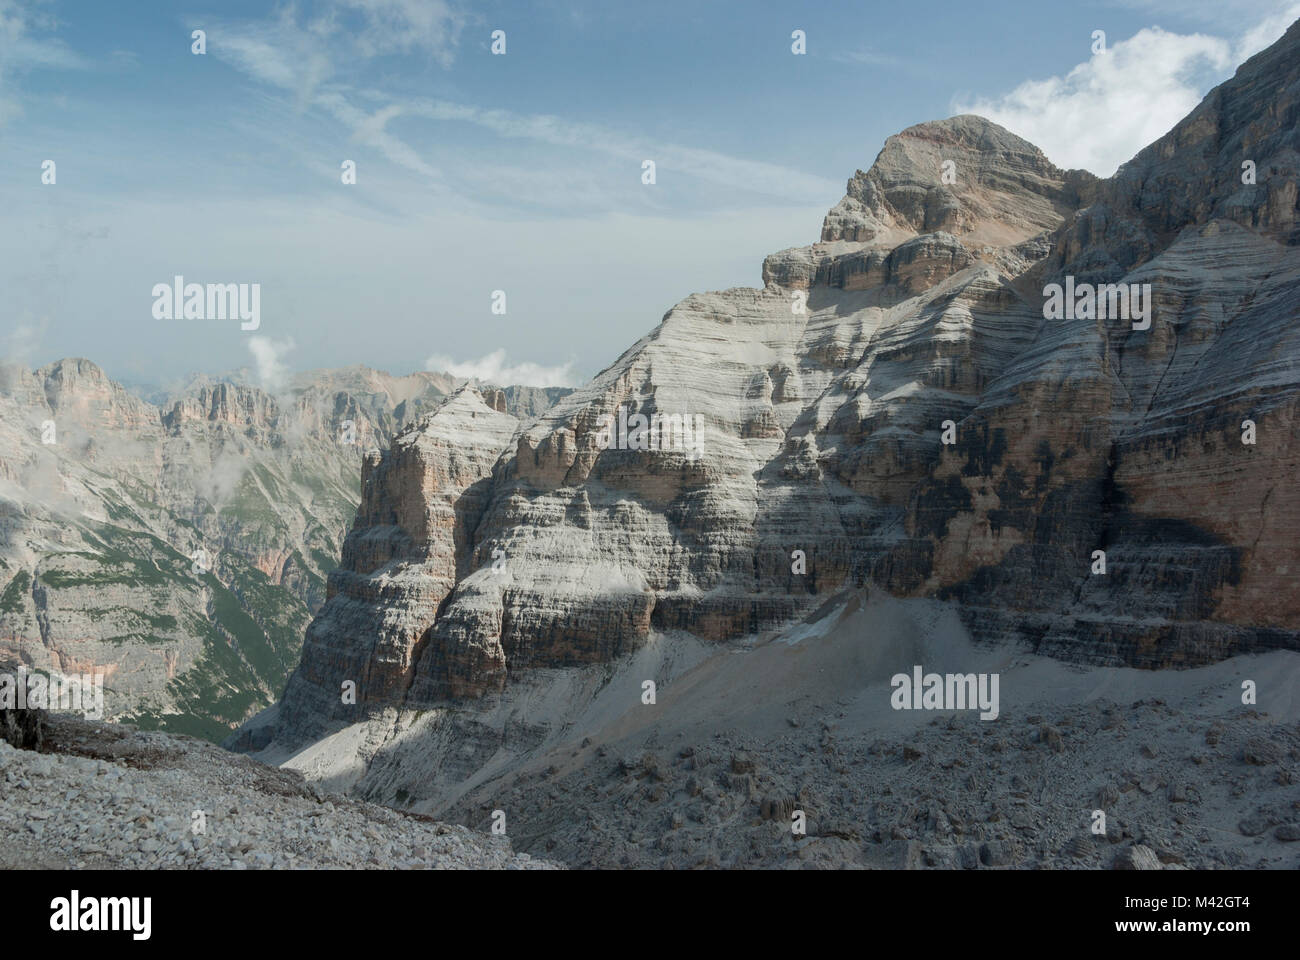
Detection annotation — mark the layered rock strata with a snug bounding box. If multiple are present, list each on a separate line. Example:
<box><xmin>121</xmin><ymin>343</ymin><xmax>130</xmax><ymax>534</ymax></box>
<box><xmin>261</xmin><ymin>24</ymin><xmax>1300</xmax><ymax>750</ymax></box>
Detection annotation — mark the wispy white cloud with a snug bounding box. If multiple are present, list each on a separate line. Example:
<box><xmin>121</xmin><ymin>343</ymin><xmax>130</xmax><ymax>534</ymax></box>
<box><xmin>0</xmin><ymin>0</ymin><xmax>87</xmax><ymax>124</ymax></box>
<box><xmin>210</xmin><ymin>8</ymin><xmax>337</xmax><ymax>107</ymax></box>
<box><xmin>334</xmin><ymin>0</ymin><xmax>467</xmax><ymax>65</ymax></box>
<box><xmin>205</xmin><ymin>5</ymin><xmax>837</xmax><ymax>206</ymax></box>
<box><xmin>830</xmin><ymin>48</ymin><xmax>909</xmax><ymax>68</ymax></box>
<box><xmin>425</xmin><ymin>349</ymin><xmax>577</xmax><ymax>388</ymax></box>
<box><xmin>314</xmin><ymin>91</ymin><xmax>445</xmax><ymax>181</ymax></box>
<box><xmin>210</xmin><ymin>0</ymin><xmax>465</xmax><ymax>98</ymax></box>
<box><xmin>1236</xmin><ymin>2</ymin><xmax>1300</xmax><ymax>59</ymax></box>
<box><xmin>400</xmin><ymin>100</ymin><xmax>840</xmax><ymax>202</ymax></box>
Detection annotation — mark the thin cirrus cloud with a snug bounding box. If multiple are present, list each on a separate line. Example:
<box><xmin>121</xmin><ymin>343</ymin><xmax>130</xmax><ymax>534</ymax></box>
<box><xmin>360</xmin><ymin>99</ymin><xmax>842</xmax><ymax>204</ymax></box>
<box><xmin>952</xmin><ymin>9</ymin><xmax>1299</xmax><ymax>177</ymax></box>
<box><xmin>829</xmin><ymin>48</ymin><xmax>910</xmax><ymax>69</ymax></box>
<box><xmin>334</xmin><ymin>0</ymin><xmax>467</xmax><ymax>64</ymax></box>
<box><xmin>210</xmin><ymin>0</ymin><xmax>465</xmax><ymax>90</ymax></box>
<box><xmin>0</xmin><ymin>0</ymin><xmax>89</xmax><ymax>124</ymax></box>
<box><xmin>206</xmin><ymin>12</ymin><xmax>839</xmax><ymax>207</ymax></box>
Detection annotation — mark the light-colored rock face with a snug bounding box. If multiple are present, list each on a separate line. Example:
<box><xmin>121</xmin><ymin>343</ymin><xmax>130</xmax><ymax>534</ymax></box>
<box><xmin>818</xmin><ymin>114</ymin><xmax>1097</xmax><ymax>249</ymax></box>
<box><xmin>281</xmin><ymin>389</ymin><xmax>520</xmax><ymax>735</ymax></box>
<box><xmin>263</xmin><ymin>20</ymin><xmax>1300</xmax><ymax>747</ymax></box>
<box><xmin>0</xmin><ymin>360</ymin><xmax>568</xmax><ymax>739</ymax></box>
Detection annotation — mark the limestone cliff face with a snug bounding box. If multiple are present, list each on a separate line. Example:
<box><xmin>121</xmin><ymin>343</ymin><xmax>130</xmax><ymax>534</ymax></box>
<box><xmin>263</xmin><ymin>22</ymin><xmax>1300</xmax><ymax>743</ymax></box>
<box><xmin>916</xmin><ymin>26</ymin><xmax>1300</xmax><ymax>665</ymax></box>
<box><xmin>278</xmin><ymin>389</ymin><xmax>519</xmax><ymax>734</ymax></box>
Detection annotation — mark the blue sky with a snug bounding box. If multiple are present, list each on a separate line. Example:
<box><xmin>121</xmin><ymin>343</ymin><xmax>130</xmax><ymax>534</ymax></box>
<box><xmin>2</xmin><ymin>0</ymin><xmax>1297</xmax><ymax>390</ymax></box>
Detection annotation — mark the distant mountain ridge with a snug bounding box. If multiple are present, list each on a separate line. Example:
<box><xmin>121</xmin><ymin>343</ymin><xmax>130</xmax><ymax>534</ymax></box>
<box><xmin>0</xmin><ymin>358</ymin><xmax>571</xmax><ymax>739</ymax></box>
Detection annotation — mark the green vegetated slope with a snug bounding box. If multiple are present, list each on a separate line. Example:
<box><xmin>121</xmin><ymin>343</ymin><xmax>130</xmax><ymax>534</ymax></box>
<box><xmin>1</xmin><ymin>447</ymin><xmax>356</xmax><ymax>743</ymax></box>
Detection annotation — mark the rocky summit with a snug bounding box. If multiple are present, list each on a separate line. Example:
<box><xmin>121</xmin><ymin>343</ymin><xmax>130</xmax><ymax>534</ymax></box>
<box><xmin>216</xmin><ymin>22</ymin><xmax>1300</xmax><ymax>869</ymax></box>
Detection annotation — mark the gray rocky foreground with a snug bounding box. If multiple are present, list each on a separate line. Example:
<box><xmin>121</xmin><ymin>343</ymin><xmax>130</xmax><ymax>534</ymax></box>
<box><xmin>456</xmin><ymin>694</ymin><xmax>1300</xmax><ymax>869</ymax></box>
<box><xmin>249</xmin><ymin>592</ymin><xmax>1300</xmax><ymax>870</ymax></box>
<box><xmin>0</xmin><ymin>715</ymin><xmax>558</xmax><ymax>870</ymax></box>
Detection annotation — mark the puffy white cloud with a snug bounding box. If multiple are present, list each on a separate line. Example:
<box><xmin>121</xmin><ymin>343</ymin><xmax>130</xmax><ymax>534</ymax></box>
<box><xmin>953</xmin><ymin>8</ymin><xmax>1300</xmax><ymax>177</ymax></box>
<box><xmin>247</xmin><ymin>335</ymin><xmax>295</xmax><ymax>393</ymax></box>
<box><xmin>953</xmin><ymin>27</ymin><xmax>1235</xmax><ymax>176</ymax></box>
<box><xmin>425</xmin><ymin>349</ymin><xmax>577</xmax><ymax>388</ymax></box>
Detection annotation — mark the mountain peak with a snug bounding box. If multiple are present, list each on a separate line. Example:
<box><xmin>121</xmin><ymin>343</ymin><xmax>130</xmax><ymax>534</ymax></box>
<box><xmin>821</xmin><ymin>114</ymin><xmax>1097</xmax><ymax>249</ymax></box>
